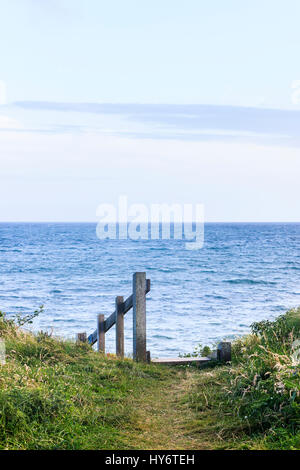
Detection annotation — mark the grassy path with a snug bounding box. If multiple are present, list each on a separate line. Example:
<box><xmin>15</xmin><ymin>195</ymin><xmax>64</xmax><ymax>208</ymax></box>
<box><xmin>1</xmin><ymin>308</ymin><xmax>298</xmax><ymax>449</ymax></box>
<box><xmin>121</xmin><ymin>368</ymin><xmax>214</xmax><ymax>450</ymax></box>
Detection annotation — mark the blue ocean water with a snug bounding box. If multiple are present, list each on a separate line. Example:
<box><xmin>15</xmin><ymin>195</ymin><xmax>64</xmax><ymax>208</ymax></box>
<box><xmin>0</xmin><ymin>223</ymin><xmax>299</xmax><ymax>357</ymax></box>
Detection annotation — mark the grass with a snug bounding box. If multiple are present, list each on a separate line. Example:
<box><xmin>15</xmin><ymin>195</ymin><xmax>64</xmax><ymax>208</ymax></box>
<box><xmin>0</xmin><ymin>311</ymin><xmax>174</xmax><ymax>449</ymax></box>
<box><xmin>0</xmin><ymin>308</ymin><xmax>299</xmax><ymax>450</ymax></box>
<box><xmin>186</xmin><ymin>307</ymin><xmax>300</xmax><ymax>449</ymax></box>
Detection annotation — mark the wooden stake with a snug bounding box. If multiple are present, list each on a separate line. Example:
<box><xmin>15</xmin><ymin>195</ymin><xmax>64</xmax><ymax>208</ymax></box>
<box><xmin>97</xmin><ymin>314</ymin><xmax>105</xmax><ymax>353</ymax></box>
<box><xmin>217</xmin><ymin>342</ymin><xmax>231</xmax><ymax>362</ymax></box>
<box><xmin>76</xmin><ymin>332</ymin><xmax>87</xmax><ymax>344</ymax></box>
<box><xmin>116</xmin><ymin>296</ymin><xmax>124</xmax><ymax>358</ymax></box>
<box><xmin>146</xmin><ymin>351</ymin><xmax>151</xmax><ymax>364</ymax></box>
<box><xmin>133</xmin><ymin>272</ymin><xmax>146</xmax><ymax>362</ymax></box>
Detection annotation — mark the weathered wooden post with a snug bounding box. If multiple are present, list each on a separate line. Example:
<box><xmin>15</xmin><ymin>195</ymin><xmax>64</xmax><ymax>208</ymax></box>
<box><xmin>97</xmin><ymin>314</ymin><xmax>105</xmax><ymax>353</ymax></box>
<box><xmin>133</xmin><ymin>272</ymin><xmax>147</xmax><ymax>362</ymax></box>
<box><xmin>146</xmin><ymin>350</ymin><xmax>151</xmax><ymax>364</ymax></box>
<box><xmin>76</xmin><ymin>332</ymin><xmax>87</xmax><ymax>344</ymax></box>
<box><xmin>217</xmin><ymin>342</ymin><xmax>231</xmax><ymax>362</ymax></box>
<box><xmin>116</xmin><ymin>296</ymin><xmax>124</xmax><ymax>358</ymax></box>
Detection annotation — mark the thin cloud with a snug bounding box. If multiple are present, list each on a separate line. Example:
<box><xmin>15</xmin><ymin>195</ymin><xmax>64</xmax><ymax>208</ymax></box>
<box><xmin>11</xmin><ymin>101</ymin><xmax>300</xmax><ymax>146</ymax></box>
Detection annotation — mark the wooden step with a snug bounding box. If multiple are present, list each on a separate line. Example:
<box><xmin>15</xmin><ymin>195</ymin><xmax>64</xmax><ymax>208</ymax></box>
<box><xmin>151</xmin><ymin>356</ymin><xmax>211</xmax><ymax>366</ymax></box>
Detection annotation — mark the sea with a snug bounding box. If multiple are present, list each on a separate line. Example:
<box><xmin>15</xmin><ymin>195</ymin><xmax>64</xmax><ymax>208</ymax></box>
<box><xmin>0</xmin><ymin>222</ymin><xmax>299</xmax><ymax>357</ymax></box>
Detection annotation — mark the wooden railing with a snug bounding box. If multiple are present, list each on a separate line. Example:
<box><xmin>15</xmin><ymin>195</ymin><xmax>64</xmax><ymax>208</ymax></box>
<box><xmin>76</xmin><ymin>271</ymin><xmax>232</xmax><ymax>364</ymax></box>
<box><xmin>77</xmin><ymin>272</ymin><xmax>151</xmax><ymax>362</ymax></box>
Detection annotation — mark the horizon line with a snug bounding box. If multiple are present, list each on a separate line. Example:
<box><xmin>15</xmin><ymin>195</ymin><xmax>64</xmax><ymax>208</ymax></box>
<box><xmin>0</xmin><ymin>221</ymin><xmax>299</xmax><ymax>224</ymax></box>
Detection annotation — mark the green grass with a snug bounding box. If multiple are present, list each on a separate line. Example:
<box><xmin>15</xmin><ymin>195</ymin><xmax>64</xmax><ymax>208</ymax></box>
<box><xmin>186</xmin><ymin>308</ymin><xmax>300</xmax><ymax>450</ymax></box>
<box><xmin>0</xmin><ymin>309</ymin><xmax>299</xmax><ymax>450</ymax></box>
<box><xmin>0</xmin><ymin>312</ymin><xmax>174</xmax><ymax>449</ymax></box>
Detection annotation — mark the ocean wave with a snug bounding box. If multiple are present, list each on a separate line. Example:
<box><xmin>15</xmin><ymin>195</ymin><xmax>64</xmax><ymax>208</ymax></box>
<box><xmin>224</xmin><ymin>279</ymin><xmax>277</xmax><ymax>285</ymax></box>
<box><xmin>152</xmin><ymin>334</ymin><xmax>173</xmax><ymax>340</ymax></box>
<box><xmin>0</xmin><ymin>222</ymin><xmax>299</xmax><ymax>358</ymax></box>
<box><xmin>204</xmin><ymin>294</ymin><xmax>228</xmax><ymax>300</ymax></box>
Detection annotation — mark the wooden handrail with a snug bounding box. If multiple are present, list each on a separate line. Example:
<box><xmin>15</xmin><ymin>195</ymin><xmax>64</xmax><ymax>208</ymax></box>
<box><xmin>77</xmin><ymin>273</ymin><xmax>232</xmax><ymax>364</ymax></box>
<box><xmin>87</xmin><ymin>278</ymin><xmax>150</xmax><ymax>346</ymax></box>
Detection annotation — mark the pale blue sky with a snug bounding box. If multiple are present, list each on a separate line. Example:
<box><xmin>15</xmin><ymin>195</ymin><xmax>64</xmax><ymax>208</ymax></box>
<box><xmin>1</xmin><ymin>0</ymin><xmax>300</xmax><ymax>106</ymax></box>
<box><xmin>0</xmin><ymin>1</ymin><xmax>299</xmax><ymax>221</ymax></box>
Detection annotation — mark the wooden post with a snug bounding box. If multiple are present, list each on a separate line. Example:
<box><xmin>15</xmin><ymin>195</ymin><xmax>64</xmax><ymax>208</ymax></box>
<box><xmin>77</xmin><ymin>332</ymin><xmax>87</xmax><ymax>344</ymax></box>
<box><xmin>146</xmin><ymin>351</ymin><xmax>151</xmax><ymax>364</ymax></box>
<box><xmin>133</xmin><ymin>272</ymin><xmax>147</xmax><ymax>362</ymax></box>
<box><xmin>97</xmin><ymin>314</ymin><xmax>105</xmax><ymax>353</ymax></box>
<box><xmin>217</xmin><ymin>342</ymin><xmax>231</xmax><ymax>362</ymax></box>
<box><xmin>116</xmin><ymin>296</ymin><xmax>124</xmax><ymax>358</ymax></box>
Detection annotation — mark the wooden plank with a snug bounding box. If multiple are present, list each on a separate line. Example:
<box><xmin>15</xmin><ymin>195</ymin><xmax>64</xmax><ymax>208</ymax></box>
<box><xmin>105</xmin><ymin>294</ymin><xmax>132</xmax><ymax>332</ymax></box>
<box><xmin>88</xmin><ymin>329</ymin><xmax>97</xmax><ymax>345</ymax></box>
<box><xmin>115</xmin><ymin>296</ymin><xmax>124</xmax><ymax>358</ymax></box>
<box><xmin>97</xmin><ymin>314</ymin><xmax>105</xmax><ymax>353</ymax></box>
<box><xmin>133</xmin><ymin>272</ymin><xmax>146</xmax><ymax>362</ymax></box>
<box><xmin>151</xmin><ymin>357</ymin><xmax>211</xmax><ymax>366</ymax></box>
<box><xmin>88</xmin><ymin>278</ymin><xmax>150</xmax><ymax>345</ymax></box>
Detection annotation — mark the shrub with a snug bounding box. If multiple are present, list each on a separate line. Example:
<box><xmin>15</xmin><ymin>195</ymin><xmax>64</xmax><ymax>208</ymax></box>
<box><xmin>189</xmin><ymin>308</ymin><xmax>300</xmax><ymax>449</ymax></box>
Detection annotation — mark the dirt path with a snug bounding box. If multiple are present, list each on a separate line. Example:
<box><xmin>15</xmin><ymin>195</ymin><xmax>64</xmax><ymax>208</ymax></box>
<box><xmin>121</xmin><ymin>369</ymin><xmax>214</xmax><ymax>450</ymax></box>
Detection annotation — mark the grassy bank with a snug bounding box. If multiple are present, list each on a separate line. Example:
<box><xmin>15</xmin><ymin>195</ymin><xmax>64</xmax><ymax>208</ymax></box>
<box><xmin>0</xmin><ymin>308</ymin><xmax>299</xmax><ymax>450</ymax></box>
<box><xmin>187</xmin><ymin>308</ymin><xmax>300</xmax><ymax>449</ymax></box>
<box><xmin>0</xmin><ymin>311</ymin><xmax>175</xmax><ymax>449</ymax></box>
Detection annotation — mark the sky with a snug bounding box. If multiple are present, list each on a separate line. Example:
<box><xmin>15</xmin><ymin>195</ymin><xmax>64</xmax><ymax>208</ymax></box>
<box><xmin>0</xmin><ymin>0</ymin><xmax>300</xmax><ymax>222</ymax></box>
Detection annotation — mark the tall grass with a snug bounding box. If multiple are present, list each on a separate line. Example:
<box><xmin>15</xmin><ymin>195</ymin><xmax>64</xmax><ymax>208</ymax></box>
<box><xmin>187</xmin><ymin>308</ymin><xmax>300</xmax><ymax>449</ymax></box>
<box><xmin>0</xmin><ymin>308</ymin><xmax>299</xmax><ymax>449</ymax></box>
<box><xmin>0</xmin><ymin>311</ymin><xmax>172</xmax><ymax>449</ymax></box>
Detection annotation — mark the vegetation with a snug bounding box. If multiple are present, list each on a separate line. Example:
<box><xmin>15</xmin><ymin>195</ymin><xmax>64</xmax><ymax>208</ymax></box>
<box><xmin>0</xmin><ymin>308</ymin><xmax>299</xmax><ymax>450</ymax></box>
<box><xmin>0</xmin><ymin>311</ymin><xmax>174</xmax><ymax>449</ymax></box>
<box><xmin>187</xmin><ymin>308</ymin><xmax>300</xmax><ymax>449</ymax></box>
